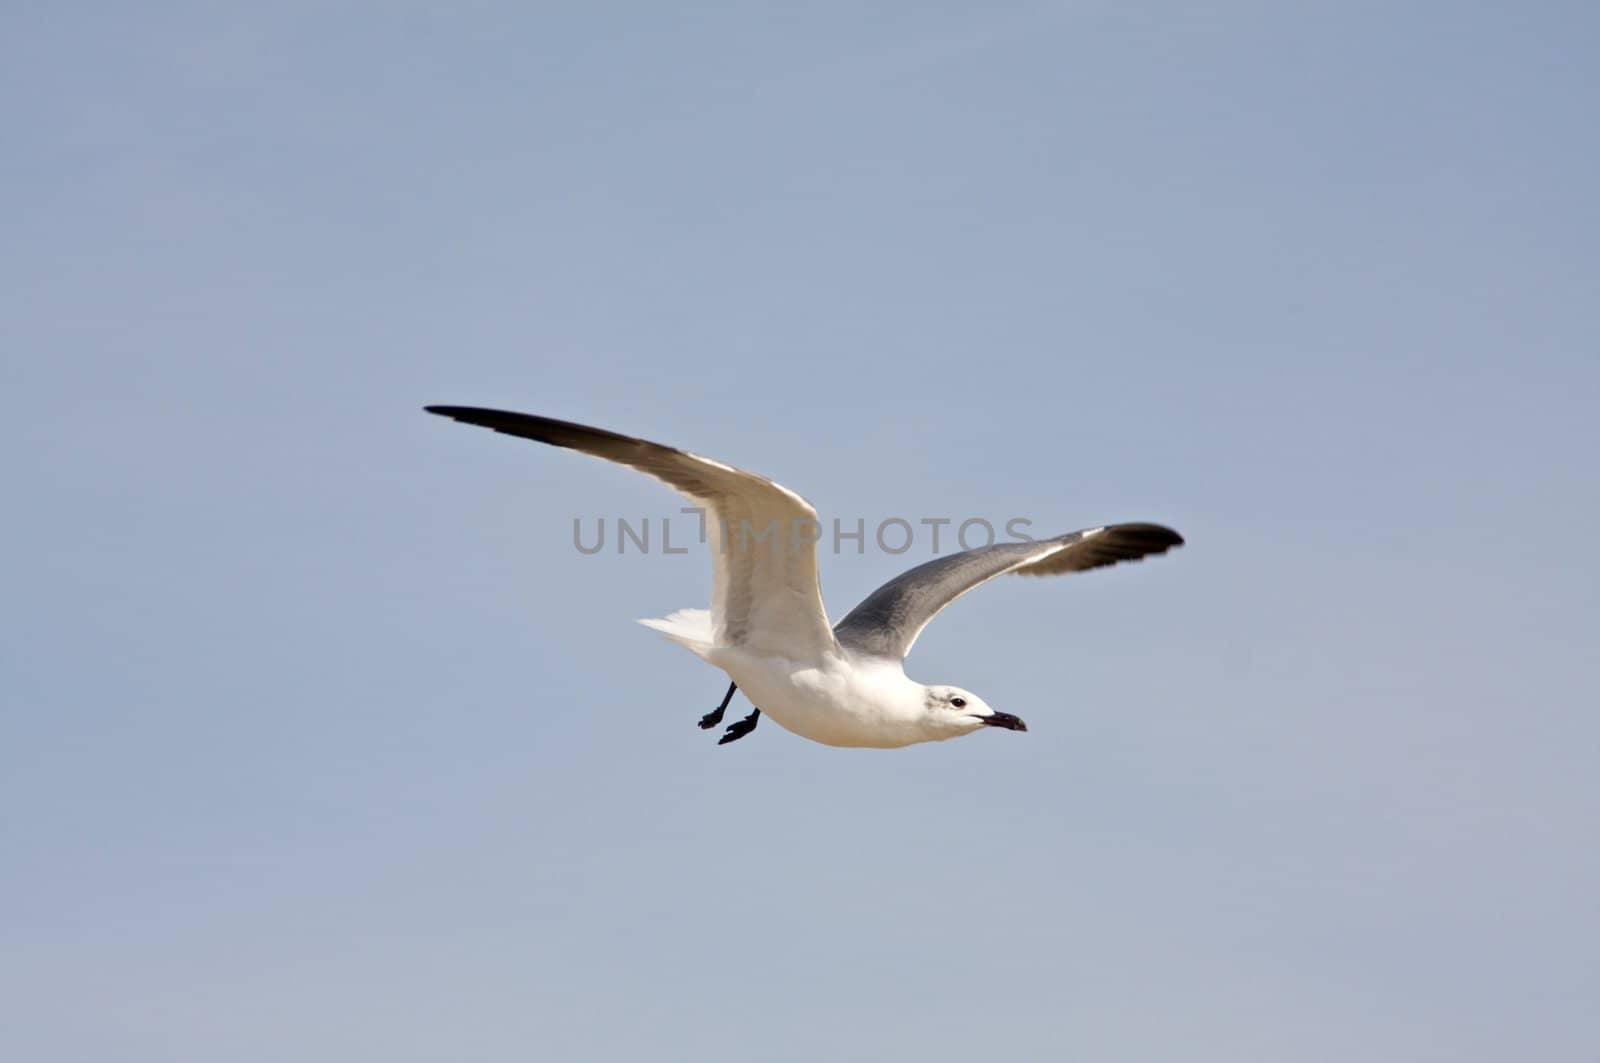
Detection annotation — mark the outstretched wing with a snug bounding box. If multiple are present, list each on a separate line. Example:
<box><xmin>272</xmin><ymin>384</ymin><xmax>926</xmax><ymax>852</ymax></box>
<box><xmin>832</xmin><ymin>523</ymin><xmax>1183</xmax><ymax>660</ymax></box>
<box><xmin>426</xmin><ymin>406</ymin><xmax>838</xmax><ymax>661</ymax></box>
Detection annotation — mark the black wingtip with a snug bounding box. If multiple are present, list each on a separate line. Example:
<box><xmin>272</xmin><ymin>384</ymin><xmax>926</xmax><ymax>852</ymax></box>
<box><xmin>423</xmin><ymin>405</ymin><xmax>521</xmax><ymax>429</ymax></box>
<box><xmin>1108</xmin><ymin>523</ymin><xmax>1185</xmax><ymax>554</ymax></box>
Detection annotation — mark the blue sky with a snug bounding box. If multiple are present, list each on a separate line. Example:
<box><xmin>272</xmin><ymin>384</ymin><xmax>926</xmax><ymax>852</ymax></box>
<box><xmin>4</xmin><ymin>3</ymin><xmax>1597</xmax><ymax>1059</ymax></box>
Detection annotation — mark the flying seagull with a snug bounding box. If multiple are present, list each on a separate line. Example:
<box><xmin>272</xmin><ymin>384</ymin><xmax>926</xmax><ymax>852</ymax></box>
<box><xmin>426</xmin><ymin>406</ymin><xmax>1183</xmax><ymax>749</ymax></box>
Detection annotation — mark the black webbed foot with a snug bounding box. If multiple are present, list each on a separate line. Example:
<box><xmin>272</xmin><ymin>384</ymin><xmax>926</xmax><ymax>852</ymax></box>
<box><xmin>718</xmin><ymin>707</ymin><xmax>761</xmax><ymax>746</ymax></box>
<box><xmin>699</xmin><ymin>681</ymin><xmax>738</xmax><ymax>730</ymax></box>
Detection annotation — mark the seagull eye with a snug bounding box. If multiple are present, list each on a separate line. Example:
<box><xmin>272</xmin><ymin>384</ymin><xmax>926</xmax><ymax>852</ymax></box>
<box><xmin>950</xmin><ymin>697</ymin><xmax>966</xmax><ymax>708</ymax></box>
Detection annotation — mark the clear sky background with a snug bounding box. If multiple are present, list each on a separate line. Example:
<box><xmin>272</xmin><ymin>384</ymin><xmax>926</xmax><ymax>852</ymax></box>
<box><xmin>4</xmin><ymin>3</ymin><xmax>1597</xmax><ymax>1060</ymax></box>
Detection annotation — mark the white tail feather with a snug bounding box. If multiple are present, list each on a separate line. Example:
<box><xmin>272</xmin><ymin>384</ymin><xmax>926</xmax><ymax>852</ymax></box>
<box><xmin>638</xmin><ymin>608</ymin><xmax>717</xmax><ymax>659</ymax></box>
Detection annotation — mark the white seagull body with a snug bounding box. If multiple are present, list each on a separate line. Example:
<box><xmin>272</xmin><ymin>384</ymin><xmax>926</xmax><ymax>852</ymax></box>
<box><xmin>427</xmin><ymin>407</ymin><xmax>1183</xmax><ymax>749</ymax></box>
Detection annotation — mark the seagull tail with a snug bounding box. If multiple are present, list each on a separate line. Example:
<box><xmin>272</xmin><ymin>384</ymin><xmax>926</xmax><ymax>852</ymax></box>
<box><xmin>638</xmin><ymin>608</ymin><xmax>718</xmax><ymax>661</ymax></box>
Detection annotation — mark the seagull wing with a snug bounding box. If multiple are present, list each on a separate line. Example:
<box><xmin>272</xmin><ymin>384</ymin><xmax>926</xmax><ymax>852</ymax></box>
<box><xmin>426</xmin><ymin>406</ymin><xmax>838</xmax><ymax>660</ymax></box>
<box><xmin>832</xmin><ymin>523</ymin><xmax>1183</xmax><ymax>661</ymax></box>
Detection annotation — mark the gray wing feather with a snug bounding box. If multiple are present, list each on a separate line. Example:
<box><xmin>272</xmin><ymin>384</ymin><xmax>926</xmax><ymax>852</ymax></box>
<box><xmin>833</xmin><ymin>523</ymin><xmax>1183</xmax><ymax>660</ymax></box>
<box><xmin>425</xmin><ymin>406</ymin><xmax>838</xmax><ymax>658</ymax></box>
<box><xmin>426</xmin><ymin>406</ymin><xmax>753</xmax><ymax>502</ymax></box>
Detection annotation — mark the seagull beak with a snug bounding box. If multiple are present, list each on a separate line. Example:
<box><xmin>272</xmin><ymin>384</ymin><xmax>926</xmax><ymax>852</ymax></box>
<box><xmin>978</xmin><ymin>711</ymin><xmax>1028</xmax><ymax>732</ymax></box>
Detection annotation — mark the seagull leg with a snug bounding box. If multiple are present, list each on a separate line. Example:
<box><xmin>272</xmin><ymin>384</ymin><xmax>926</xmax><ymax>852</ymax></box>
<box><xmin>699</xmin><ymin>681</ymin><xmax>738</xmax><ymax>730</ymax></box>
<box><xmin>718</xmin><ymin>707</ymin><xmax>761</xmax><ymax>745</ymax></box>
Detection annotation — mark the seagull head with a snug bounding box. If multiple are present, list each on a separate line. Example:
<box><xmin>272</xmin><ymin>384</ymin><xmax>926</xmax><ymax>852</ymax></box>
<box><xmin>924</xmin><ymin>685</ymin><xmax>1027</xmax><ymax>739</ymax></box>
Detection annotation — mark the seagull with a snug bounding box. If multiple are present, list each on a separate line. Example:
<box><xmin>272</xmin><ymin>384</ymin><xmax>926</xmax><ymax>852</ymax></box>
<box><xmin>426</xmin><ymin>406</ymin><xmax>1183</xmax><ymax>749</ymax></box>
